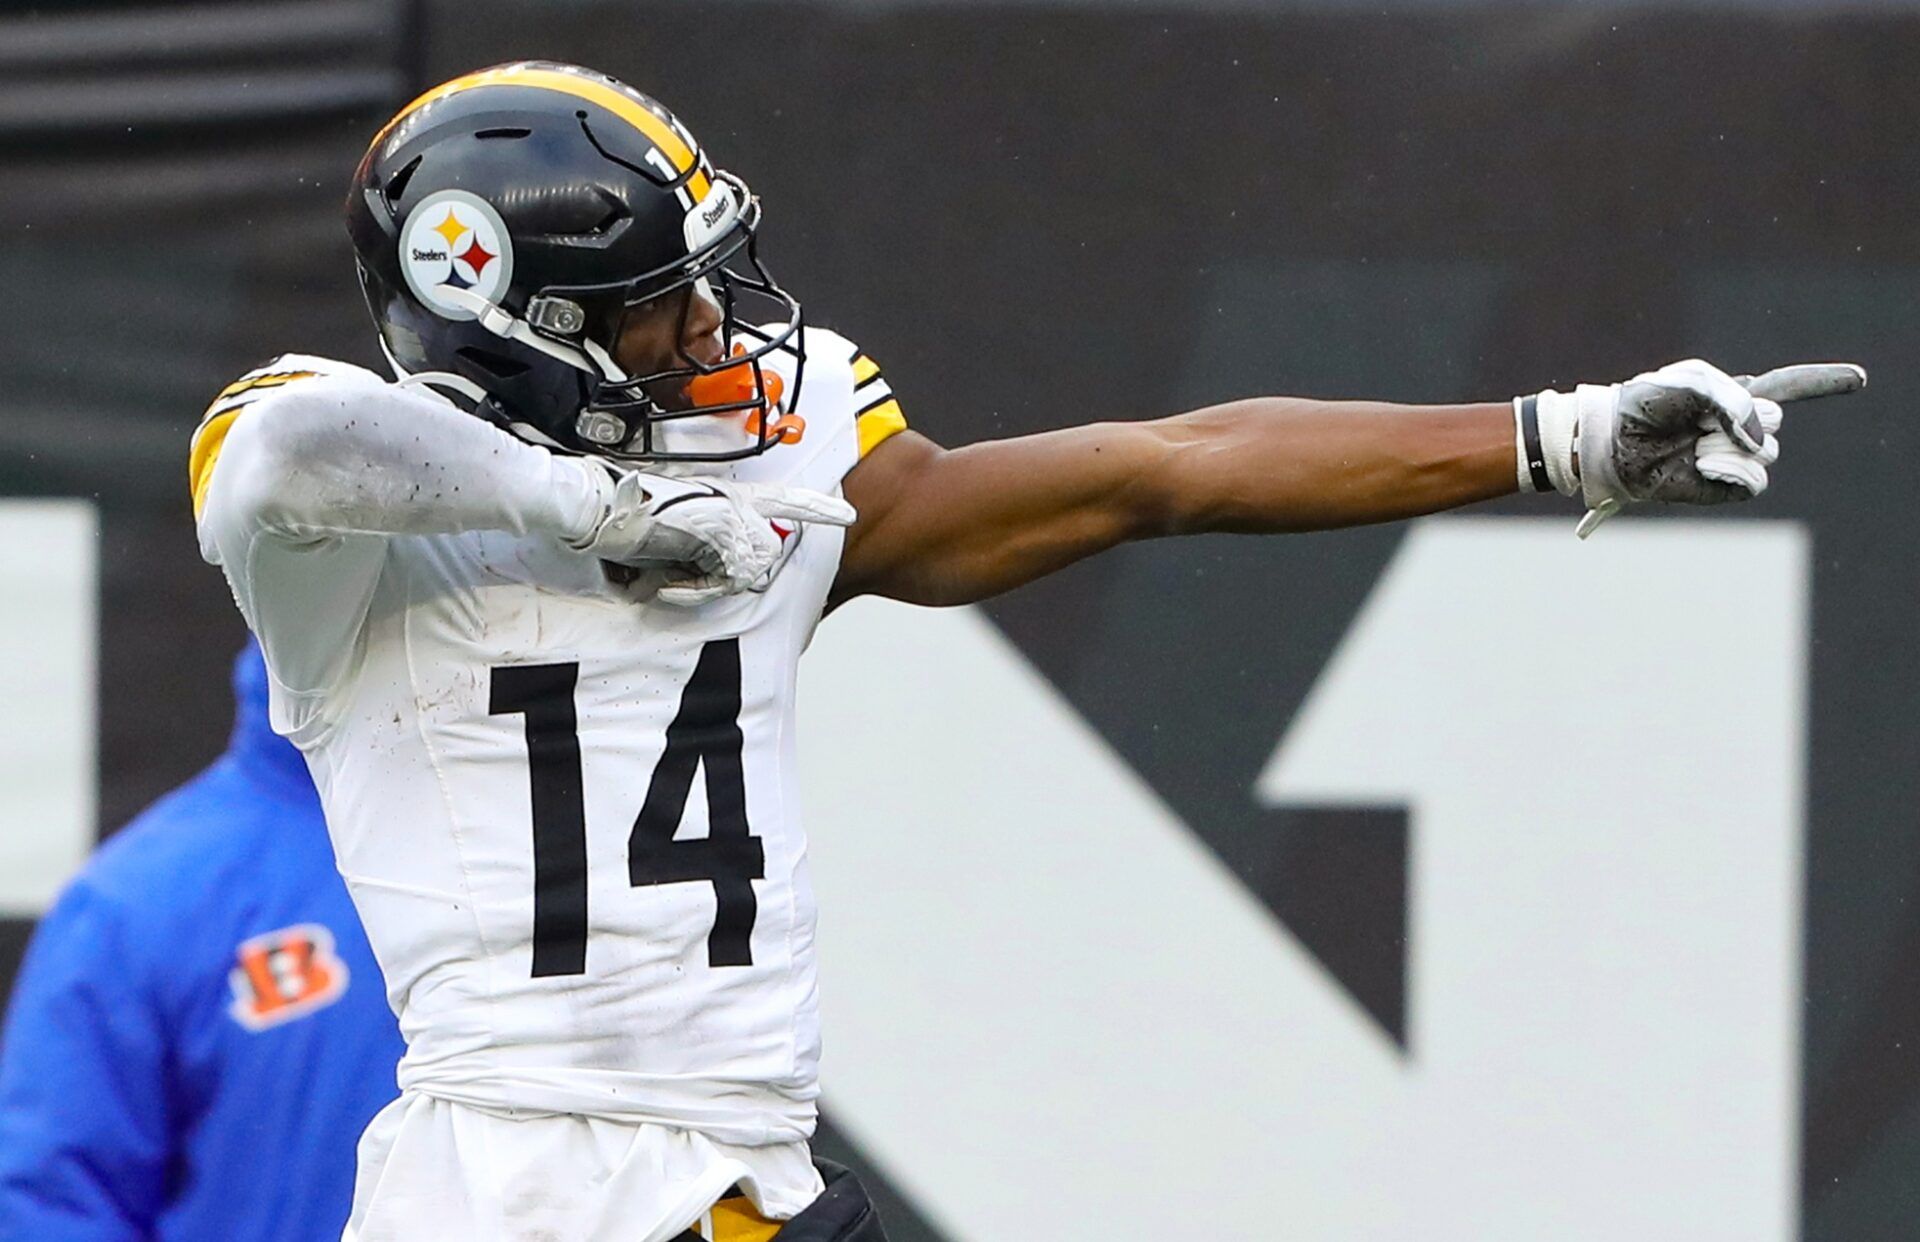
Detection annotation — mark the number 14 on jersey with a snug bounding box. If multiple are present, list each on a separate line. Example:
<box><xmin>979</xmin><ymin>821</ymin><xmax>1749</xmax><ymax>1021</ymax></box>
<box><xmin>490</xmin><ymin>639</ymin><xmax>764</xmax><ymax>977</ymax></box>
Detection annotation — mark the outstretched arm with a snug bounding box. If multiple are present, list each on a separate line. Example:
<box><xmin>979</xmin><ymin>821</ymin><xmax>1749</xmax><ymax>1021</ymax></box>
<box><xmin>833</xmin><ymin>396</ymin><xmax>1514</xmax><ymax>608</ymax></box>
<box><xmin>831</xmin><ymin>360</ymin><xmax>1863</xmax><ymax>609</ymax></box>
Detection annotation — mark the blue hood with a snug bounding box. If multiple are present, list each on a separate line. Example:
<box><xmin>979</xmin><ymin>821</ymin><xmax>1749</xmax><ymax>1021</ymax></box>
<box><xmin>227</xmin><ymin>639</ymin><xmax>311</xmax><ymax>794</ymax></box>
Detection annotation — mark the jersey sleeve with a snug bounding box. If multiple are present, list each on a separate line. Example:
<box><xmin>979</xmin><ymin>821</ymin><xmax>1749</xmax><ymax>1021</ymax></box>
<box><xmin>189</xmin><ymin>354</ymin><xmax>608</xmax><ymax>738</ymax></box>
<box><xmin>846</xmin><ymin>346</ymin><xmax>908</xmax><ymax>460</ymax></box>
<box><xmin>190</xmin><ymin>357</ymin><xmax>392</xmax><ymax>734</ymax></box>
<box><xmin>189</xmin><ymin>359</ymin><xmax>329</xmax><ymax>520</ymax></box>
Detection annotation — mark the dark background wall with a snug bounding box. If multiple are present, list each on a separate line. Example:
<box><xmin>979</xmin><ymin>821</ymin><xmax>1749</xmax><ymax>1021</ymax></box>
<box><xmin>2</xmin><ymin>1</ymin><xmax>1916</xmax><ymax>1236</ymax></box>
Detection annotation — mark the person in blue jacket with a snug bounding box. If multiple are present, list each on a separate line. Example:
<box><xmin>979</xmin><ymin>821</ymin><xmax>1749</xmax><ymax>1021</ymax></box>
<box><xmin>0</xmin><ymin>640</ymin><xmax>404</xmax><ymax>1241</ymax></box>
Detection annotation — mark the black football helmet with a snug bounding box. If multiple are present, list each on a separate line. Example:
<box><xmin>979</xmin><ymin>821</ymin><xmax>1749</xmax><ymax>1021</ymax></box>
<box><xmin>345</xmin><ymin>61</ymin><xmax>803</xmax><ymax>462</ymax></box>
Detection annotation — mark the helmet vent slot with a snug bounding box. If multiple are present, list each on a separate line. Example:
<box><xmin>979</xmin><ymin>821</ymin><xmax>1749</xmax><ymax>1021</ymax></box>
<box><xmin>475</xmin><ymin>127</ymin><xmax>532</xmax><ymax>140</ymax></box>
<box><xmin>457</xmin><ymin>346</ymin><xmax>530</xmax><ymax>379</ymax></box>
<box><xmin>383</xmin><ymin>156</ymin><xmax>423</xmax><ymax>204</ymax></box>
<box><xmin>521</xmin><ymin>187</ymin><xmax>632</xmax><ymax>248</ymax></box>
<box><xmin>589</xmin><ymin>201</ymin><xmax>628</xmax><ymax>236</ymax></box>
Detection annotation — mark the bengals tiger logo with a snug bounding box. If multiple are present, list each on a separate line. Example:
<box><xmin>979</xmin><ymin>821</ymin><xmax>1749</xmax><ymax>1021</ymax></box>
<box><xmin>227</xmin><ymin>923</ymin><xmax>350</xmax><ymax>1032</ymax></box>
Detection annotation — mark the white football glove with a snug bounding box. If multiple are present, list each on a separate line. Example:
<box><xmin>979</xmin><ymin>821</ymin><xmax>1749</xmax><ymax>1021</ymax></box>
<box><xmin>568</xmin><ymin>467</ymin><xmax>856</xmax><ymax>604</ymax></box>
<box><xmin>1516</xmin><ymin>358</ymin><xmax>1865</xmax><ymax>537</ymax></box>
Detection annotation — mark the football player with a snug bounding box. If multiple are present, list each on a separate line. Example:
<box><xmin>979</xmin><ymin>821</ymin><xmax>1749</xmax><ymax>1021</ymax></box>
<box><xmin>189</xmin><ymin>62</ymin><xmax>1864</xmax><ymax>1242</ymax></box>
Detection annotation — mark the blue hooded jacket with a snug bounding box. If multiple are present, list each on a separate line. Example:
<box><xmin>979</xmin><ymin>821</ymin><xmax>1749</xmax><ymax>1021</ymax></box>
<box><xmin>0</xmin><ymin>642</ymin><xmax>404</xmax><ymax>1241</ymax></box>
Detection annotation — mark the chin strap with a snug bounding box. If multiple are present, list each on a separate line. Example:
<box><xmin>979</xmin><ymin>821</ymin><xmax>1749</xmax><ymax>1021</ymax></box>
<box><xmin>380</xmin><ymin>337</ymin><xmax>494</xmax><ymax>407</ymax></box>
<box><xmin>432</xmin><ymin>284</ymin><xmax>621</xmax><ymax>382</ymax></box>
<box><xmin>395</xmin><ymin>370</ymin><xmax>491</xmax><ymax>405</ymax></box>
<box><xmin>383</xmin><ymin>335</ymin><xmax>590</xmax><ymax>454</ymax></box>
<box><xmin>411</xmin><ymin>286</ymin><xmax>650</xmax><ymax>449</ymax></box>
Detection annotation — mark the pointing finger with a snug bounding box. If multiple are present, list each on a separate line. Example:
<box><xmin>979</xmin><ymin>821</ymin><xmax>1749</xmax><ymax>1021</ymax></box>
<box><xmin>1738</xmin><ymin>363</ymin><xmax>1867</xmax><ymax>404</ymax></box>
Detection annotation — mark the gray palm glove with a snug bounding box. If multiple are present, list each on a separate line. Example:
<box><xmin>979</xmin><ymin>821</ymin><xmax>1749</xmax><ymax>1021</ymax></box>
<box><xmin>1522</xmin><ymin>359</ymin><xmax>1865</xmax><ymax>538</ymax></box>
<box><xmin>568</xmin><ymin>467</ymin><xmax>856</xmax><ymax>602</ymax></box>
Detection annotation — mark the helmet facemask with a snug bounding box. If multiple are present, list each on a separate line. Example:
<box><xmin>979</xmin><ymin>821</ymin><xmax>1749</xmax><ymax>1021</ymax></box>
<box><xmin>512</xmin><ymin>172</ymin><xmax>806</xmax><ymax>464</ymax></box>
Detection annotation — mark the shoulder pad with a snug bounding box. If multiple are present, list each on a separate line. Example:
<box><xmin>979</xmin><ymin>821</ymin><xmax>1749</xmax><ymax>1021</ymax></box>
<box><xmin>190</xmin><ymin>355</ymin><xmax>384</xmax><ymax>516</ymax></box>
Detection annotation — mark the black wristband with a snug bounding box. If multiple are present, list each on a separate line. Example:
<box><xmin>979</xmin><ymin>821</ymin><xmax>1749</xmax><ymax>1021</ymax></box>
<box><xmin>1519</xmin><ymin>395</ymin><xmax>1553</xmax><ymax>494</ymax></box>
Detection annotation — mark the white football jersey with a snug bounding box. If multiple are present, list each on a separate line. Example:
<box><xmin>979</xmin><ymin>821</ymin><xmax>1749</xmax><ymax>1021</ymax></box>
<box><xmin>192</xmin><ymin>328</ymin><xmax>907</xmax><ymax>1149</ymax></box>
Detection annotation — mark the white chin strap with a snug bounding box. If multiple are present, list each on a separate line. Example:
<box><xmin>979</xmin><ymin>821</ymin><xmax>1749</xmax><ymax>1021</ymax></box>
<box><xmin>381</xmin><ymin>339</ymin><xmax>493</xmax><ymax>406</ymax></box>
<box><xmin>412</xmin><ymin>286</ymin><xmax>745</xmax><ymax>464</ymax></box>
<box><xmin>580</xmin><ymin>336</ymin><xmax>629</xmax><ymax>383</ymax></box>
<box><xmin>432</xmin><ymin>285</ymin><xmax>627</xmax><ymax>383</ymax></box>
<box><xmin>395</xmin><ymin>370</ymin><xmax>492</xmax><ymax>405</ymax></box>
<box><xmin>381</xmin><ymin>326</ymin><xmax>590</xmax><ymax>452</ymax></box>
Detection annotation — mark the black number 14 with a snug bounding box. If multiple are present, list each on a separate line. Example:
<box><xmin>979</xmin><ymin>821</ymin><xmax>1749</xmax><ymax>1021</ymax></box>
<box><xmin>490</xmin><ymin>639</ymin><xmax>765</xmax><ymax>978</ymax></box>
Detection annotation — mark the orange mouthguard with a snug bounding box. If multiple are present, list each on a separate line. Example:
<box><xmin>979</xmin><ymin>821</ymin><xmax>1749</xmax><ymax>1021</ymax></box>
<box><xmin>683</xmin><ymin>347</ymin><xmax>786</xmax><ymax>415</ymax></box>
<box><xmin>682</xmin><ymin>347</ymin><xmax>800</xmax><ymax>445</ymax></box>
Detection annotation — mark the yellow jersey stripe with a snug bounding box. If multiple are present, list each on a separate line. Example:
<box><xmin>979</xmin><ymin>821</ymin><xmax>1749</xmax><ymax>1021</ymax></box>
<box><xmin>189</xmin><ymin>369</ymin><xmax>318</xmax><ymax>516</ymax></box>
<box><xmin>189</xmin><ymin>408</ymin><xmax>243</xmax><ymax>518</ymax></box>
<box><xmin>694</xmin><ymin>1194</ymin><xmax>783</xmax><ymax>1241</ymax></box>
<box><xmin>205</xmin><ymin>370</ymin><xmax>316</xmax><ymax>417</ymax></box>
<box><xmin>856</xmin><ymin>397</ymin><xmax>908</xmax><ymax>458</ymax></box>
<box><xmin>851</xmin><ymin>355</ymin><xmax>880</xmax><ymax>385</ymax></box>
<box><xmin>373</xmin><ymin>65</ymin><xmax>712</xmax><ymax>202</ymax></box>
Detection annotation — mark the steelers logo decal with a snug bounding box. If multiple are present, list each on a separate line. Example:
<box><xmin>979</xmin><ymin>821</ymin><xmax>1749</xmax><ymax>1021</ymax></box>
<box><xmin>399</xmin><ymin>190</ymin><xmax>514</xmax><ymax>321</ymax></box>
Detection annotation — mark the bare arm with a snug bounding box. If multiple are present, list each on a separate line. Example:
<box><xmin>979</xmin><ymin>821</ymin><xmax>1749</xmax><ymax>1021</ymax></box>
<box><xmin>832</xmin><ymin>397</ymin><xmax>1515</xmax><ymax>608</ymax></box>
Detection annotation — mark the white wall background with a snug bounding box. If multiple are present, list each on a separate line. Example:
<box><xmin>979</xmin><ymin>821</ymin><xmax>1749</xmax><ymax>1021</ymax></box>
<box><xmin>800</xmin><ymin>518</ymin><xmax>1807</xmax><ymax>1241</ymax></box>
<box><xmin>0</xmin><ymin>500</ymin><xmax>96</xmax><ymax>915</ymax></box>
